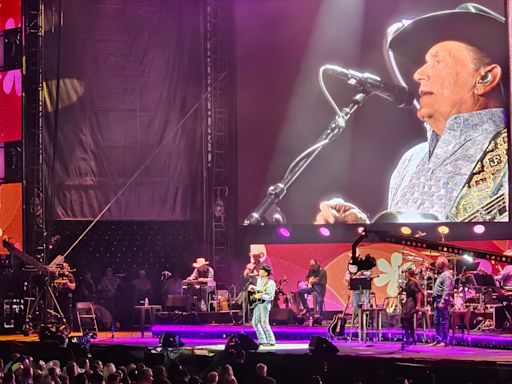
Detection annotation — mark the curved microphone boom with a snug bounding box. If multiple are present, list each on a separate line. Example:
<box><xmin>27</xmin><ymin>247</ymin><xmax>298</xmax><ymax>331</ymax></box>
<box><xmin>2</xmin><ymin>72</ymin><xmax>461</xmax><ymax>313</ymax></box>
<box><xmin>324</xmin><ymin>65</ymin><xmax>414</xmax><ymax>107</ymax></box>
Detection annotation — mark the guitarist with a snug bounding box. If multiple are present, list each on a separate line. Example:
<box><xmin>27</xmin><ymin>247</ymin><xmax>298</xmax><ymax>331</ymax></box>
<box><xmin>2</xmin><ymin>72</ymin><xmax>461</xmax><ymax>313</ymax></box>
<box><xmin>251</xmin><ymin>265</ymin><xmax>276</xmax><ymax>346</ymax></box>
<box><xmin>298</xmin><ymin>259</ymin><xmax>327</xmax><ymax>318</ymax></box>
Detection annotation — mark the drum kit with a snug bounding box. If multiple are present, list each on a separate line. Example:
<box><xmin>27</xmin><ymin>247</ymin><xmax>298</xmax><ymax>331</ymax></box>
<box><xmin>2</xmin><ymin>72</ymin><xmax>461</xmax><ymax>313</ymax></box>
<box><xmin>397</xmin><ymin>248</ymin><xmax>498</xmax><ymax>313</ymax></box>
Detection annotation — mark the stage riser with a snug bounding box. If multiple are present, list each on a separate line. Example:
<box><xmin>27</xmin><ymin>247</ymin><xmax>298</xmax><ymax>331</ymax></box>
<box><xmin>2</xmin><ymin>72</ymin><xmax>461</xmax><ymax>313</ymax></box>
<box><xmin>151</xmin><ymin>325</ymin><xmax>512</xmax><ymax>350</ymax></box>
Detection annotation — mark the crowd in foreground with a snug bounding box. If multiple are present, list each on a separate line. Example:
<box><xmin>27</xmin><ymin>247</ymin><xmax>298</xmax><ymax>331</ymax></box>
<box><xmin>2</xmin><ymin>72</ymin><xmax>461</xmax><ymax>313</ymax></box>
<box><xmin>0</xmin><ymin>353</ymin><xmax>293</xmax><ymax>384</ymax></box>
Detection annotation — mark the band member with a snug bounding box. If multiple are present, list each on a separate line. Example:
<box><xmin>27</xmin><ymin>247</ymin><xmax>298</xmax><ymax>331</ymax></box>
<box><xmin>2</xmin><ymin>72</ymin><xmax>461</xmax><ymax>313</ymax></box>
<box><xmin>251</xmin><ymin>265</ymin><xmax>276</xmax><ymax>346</ymax></box>
<box><xmin>243</xmin><ymin>252</ymin><xmax>264</xmax><ymax>283</ymax></box>
<box><xmin>430</xmin><ymin>256</ymin><xmax>453</xmax><ymax>347</ymax></box>
<box><xmin>185</xmin><ymin>258</ymin><xmax>215</xmax><ymax>311</ymax></box>
<box><xmin>98</xmin><ymin>267</ymin><xmax>120</xmax><ymax>299</ymax></box>
<box><xmin>55</xmin><ymin>262</ymin><xmax>76</xmax><ymax>326</ymax></box>
<box><xmin>315</xmin><ymin>5</ymin><xmax>507</xmax><ymax>224</ymax></box>
<box><xmin>298</xmin><ymin>259</ymin><xmax>327</xmax><ymax>318</ymax></box>
<box><xmin>345</xmin><ymin>252</ymin><xmax>376</xmax><ymax>310</ymax></box>
<box><xmin>131</xmin><ymin>270</ymin><xmax>152</xmax><ymax>305</ymax></box>
<box><xmin>496</xmin><ymin>265</ymin><xmax>512</xmax><ymax>289</ymax></box>
<box><xmin>401</xmin><ymin>268</ymin><xmax>421</xmax><ymax>345</ymax></box>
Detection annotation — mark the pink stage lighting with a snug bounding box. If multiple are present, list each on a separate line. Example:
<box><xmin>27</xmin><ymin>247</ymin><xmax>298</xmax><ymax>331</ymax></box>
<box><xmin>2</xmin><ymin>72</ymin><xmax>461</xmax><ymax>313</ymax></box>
<box><xmin>473</xmin><ymin>224</ymin><xmax>485</xmax><ymax>234</ymax></box>
<box><xmin>319</xmin><ymin>227</ymin><xmax>330</xmax><ymax>237</ymax></box>
<box><xmin>278</xmin><ymin>227</ymin><xmax>291</xmax><ymax>238</ymax></box>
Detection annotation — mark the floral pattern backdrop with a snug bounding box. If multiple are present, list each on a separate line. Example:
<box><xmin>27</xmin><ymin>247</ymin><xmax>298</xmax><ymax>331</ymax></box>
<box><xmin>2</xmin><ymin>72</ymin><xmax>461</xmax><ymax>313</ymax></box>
<box><xmin>259</xmin><ymin>242</ymin><xmax>507</xmax><ymax>311</ymax></box>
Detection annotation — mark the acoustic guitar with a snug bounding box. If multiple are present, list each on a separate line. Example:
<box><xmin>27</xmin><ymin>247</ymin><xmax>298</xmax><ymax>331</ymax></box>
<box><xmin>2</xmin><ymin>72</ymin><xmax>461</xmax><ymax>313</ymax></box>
<box><xmin>327</xmin><ymin>293</ymin><xmax>350</xmax><ymax>338</ymax></box>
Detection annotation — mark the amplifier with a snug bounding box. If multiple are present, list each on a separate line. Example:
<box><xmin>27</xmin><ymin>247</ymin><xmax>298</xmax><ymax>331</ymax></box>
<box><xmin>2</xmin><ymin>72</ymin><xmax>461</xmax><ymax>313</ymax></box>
<box><xmin>2</xmin><ymin>298</ymin><xmax>24</xmax><ymax>330</ymax></box>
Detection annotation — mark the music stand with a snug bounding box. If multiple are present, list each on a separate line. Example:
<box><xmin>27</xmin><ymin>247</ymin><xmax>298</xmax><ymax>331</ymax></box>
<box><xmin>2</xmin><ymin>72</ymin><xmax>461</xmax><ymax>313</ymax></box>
<box><xmin>349</xmin><ymin>277</ymin><xmax>372</xmax><ymax>291</ymax></box>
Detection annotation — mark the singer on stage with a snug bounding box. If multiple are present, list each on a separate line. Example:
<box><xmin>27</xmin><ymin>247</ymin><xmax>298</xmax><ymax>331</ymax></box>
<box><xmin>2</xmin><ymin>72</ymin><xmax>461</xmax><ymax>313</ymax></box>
<box><xmin>315</xmin><ymin>5</ymin><xmax>508</xmax><ymax>224</ymax></box>
<box><xmin>251</xmin><ymin>265</ymin><xmax>276</xmax><ymax>346</ymax></box>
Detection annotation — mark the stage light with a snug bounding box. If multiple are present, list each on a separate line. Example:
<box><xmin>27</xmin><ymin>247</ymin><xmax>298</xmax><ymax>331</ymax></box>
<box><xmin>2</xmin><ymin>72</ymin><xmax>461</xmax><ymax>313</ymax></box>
<box><xmin>277</xmin><ymin>227</ymin><xmax>291</xmax><ymax>238</ymax></box>
<box><xmin>319</xmin><ymin>227</ymin><xmax>330</xmax><ymax>237</ymax></box>
<box><xmin>463</xmin><ymin>254</ymin><xmax>474</xmax><ymax>262</ymax></box>
<box><xmin>357</xmin><ymin>226</ymin><xmax>366</xmax><ymax>235</ymax></box>
<box><xmin>437</xmin><ymin>225</ymin><xmax>449</xmax><ymax>235</ymax></box>
<box><xmin>400</xmin><ymin>226</ymin><xmax>412</xmax><ymax>236</ymax></box>
<box><xmin>473</xmin><ymin>224</ymin><xmax>485</xmax><ymax>234</ymax></box>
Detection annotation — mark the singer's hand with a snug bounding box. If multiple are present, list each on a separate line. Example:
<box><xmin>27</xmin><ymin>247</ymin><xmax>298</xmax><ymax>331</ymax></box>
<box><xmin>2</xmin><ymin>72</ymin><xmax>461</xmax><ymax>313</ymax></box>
<box><xmin>314</xmin><ymin>198</ymin><xmax>369</xmax><ymax>224</ymax></box>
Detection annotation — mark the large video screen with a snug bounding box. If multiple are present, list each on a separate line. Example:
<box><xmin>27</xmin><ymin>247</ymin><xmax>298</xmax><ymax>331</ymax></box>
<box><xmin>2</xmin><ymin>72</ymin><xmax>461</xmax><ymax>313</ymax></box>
<box><xmin>0</xmin><ymin>183</ymin><xmax>22</xmax><ymax>254</ymax></box>
<box><xmin>237</xmin><ymin>0</ymin><xmax>509</xmax><ymax>225</ymax></box>
<box><xmin>0</xmin><ymin>69</ymin><xmax>22</xmax><ymax>143</ymax></box>
<box><xmin>251</xmin><ymin>241</ymin><xmax>507</xmax><ymax>311</ymax></box>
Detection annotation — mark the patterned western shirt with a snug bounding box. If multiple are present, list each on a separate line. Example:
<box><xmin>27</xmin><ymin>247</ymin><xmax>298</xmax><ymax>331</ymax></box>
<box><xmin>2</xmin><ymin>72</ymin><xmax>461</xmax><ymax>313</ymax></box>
<box><xmin>388</xmin><ymin>108</ymin><xmax>507</xmax><ymax>221</ymax></box>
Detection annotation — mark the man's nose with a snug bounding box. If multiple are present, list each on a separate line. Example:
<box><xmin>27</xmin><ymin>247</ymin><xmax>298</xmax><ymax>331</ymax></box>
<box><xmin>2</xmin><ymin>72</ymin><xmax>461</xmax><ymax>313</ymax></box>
<box><xmin>413</xmin><ymin>64</ymin><xmax>428</xmax><ymax>83</ymax></box>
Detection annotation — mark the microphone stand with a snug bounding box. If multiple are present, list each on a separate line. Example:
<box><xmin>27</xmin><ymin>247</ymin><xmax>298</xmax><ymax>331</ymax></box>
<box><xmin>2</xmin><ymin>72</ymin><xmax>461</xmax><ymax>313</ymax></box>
<box><xmin>244</xmin><ymin>92</ymin><xmax>370</xmax><ymax>225</ymax></box>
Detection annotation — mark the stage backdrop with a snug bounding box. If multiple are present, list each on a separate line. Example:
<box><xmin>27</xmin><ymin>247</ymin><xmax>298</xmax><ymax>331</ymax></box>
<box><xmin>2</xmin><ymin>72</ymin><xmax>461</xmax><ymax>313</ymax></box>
<box><xmin>254</xmin><ymin>240</ymin><xmax>508</xmax><ymax>311</ymax></box>
<box><xmin>44</xmin><ymin>0</ymin><xmax>205</xmax><ymax>220</ymax></box>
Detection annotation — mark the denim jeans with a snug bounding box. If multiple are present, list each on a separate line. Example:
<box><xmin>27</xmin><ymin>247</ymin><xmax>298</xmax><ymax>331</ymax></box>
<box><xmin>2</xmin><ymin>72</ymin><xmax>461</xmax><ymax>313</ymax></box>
<box><xmin>298</xmin><ymin>286</ymin><xmax>325</xmax><ymax>317</ymax></box>
<box><xmin>252</xmin><ymin>301</ymin><xmax>275</xmax><ymax>344</ymax></box>
<box><xmin>433</xmin><ymin>297</ymin><xmax>449</xmax><ymax>343</ymax></box>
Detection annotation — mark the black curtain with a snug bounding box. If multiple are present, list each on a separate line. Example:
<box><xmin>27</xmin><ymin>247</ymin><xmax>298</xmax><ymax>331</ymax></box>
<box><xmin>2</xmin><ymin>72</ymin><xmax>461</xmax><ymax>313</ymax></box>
<box><xmin>44</xmin><ymin>0</ymin><xmax>205</xmax><ymax>220</ymax></box>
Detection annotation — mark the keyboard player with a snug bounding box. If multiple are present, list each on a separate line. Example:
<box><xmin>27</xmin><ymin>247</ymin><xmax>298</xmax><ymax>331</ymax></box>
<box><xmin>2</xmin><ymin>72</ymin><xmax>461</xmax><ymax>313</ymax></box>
<box><xmin>183</xmin><ymin>258</ymin><xmax>216</xmax><ymax>311</ymax></box>
<box><xmin>496</xmin><ymin>265</ymin><xmax>512</xmax><ymax>290</ymax></box>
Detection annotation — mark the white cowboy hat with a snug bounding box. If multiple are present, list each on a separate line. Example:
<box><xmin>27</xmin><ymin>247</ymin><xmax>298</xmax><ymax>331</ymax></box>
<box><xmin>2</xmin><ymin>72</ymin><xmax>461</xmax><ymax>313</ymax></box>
<box><xmin>193</xmin><ymin>257</ymin><xmax>210</xmax><ymax>268</ymax></box>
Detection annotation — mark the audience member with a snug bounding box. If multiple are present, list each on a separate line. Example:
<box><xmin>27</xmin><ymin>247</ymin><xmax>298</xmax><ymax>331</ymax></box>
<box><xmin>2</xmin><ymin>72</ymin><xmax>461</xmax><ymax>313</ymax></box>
<box><xmin>21</xmin><ymin>366</ymin><xmax>34</xmax><ymax>384</ymax></box>
<box><xmin>75</xmin><ymin>373</ymin><xmax>88</xmax><ymax>384</ymax></box>
<box><xmin>249</xmin><ymin>364</ymin><xmax>275</xmax><ymax>384</ymax></box>
<box><xmin>89</xmin><ymin>372</ymin><xmax>104</xmax><ymax>384</ymax></box>
<box><xmin>188</xmin><ymin>377</ymin><xmax>201</xmax><ymax>384</ymax></box>
<box><xmin>3</xmin><ymin>371</ymin><xmax>15</xmax><ymax>384</ymax></box>
<box><xmin>65</xmin><ymin>362</ymin><xmax>79</xmax><ymax>383</ymax></box>
<box><xmin>135</xmin><ymin>369</ymin><xmax>153</xmax><ymax>384</ymax></box>
<box><xmin>205</xmin><ymin>372</ymin><xmax>218</xmax><ymax>384</ymax></box>
<box><xmin>103</xmin><ymin>364</ymin><xmax>116</xmax><ymax>382</ymax></box>
<box><xmin>106</xmin><ymin>373</ymin><xmax>120</xmax><ymax>384</ymax></box>
<box><xmin>218</xmin><ymin>365</ymin><xmax>237</xmax><ymax>384</ymax></box>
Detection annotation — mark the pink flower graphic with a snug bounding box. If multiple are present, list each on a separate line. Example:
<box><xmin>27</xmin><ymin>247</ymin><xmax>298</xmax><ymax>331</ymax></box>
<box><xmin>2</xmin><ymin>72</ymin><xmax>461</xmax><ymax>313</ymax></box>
<box><xmin>5</xmin><ymin>18</ymin><xmax>15</xmax><ymax>29</ymax></box>
<box><xmin>3</xmin><ymin>70</ymin><xmax>21</xmax><ymax>96</ymax></box>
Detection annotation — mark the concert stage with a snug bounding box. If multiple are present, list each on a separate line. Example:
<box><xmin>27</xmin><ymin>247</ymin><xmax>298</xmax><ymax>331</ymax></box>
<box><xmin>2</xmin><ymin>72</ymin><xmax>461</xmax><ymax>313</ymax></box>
<box><xmin>3</xmin><ymin>326</ymin><xmax>512</xmax><ymax>383</ymax></box>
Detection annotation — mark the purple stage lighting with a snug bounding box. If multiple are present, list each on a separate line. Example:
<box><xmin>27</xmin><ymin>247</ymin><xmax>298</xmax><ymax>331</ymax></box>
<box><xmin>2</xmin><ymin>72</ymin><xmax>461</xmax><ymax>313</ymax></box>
<box><xmin>278</xmin><ymin>227</ymin><xmax>291</xmax><ymax>238</ymax></box>
<box><xmin>473</xmin><ymin>224</ymin><xmax>485</xmax><ymax>234</ymax></box>
<box><xmin>319</xmin><ymin>227</ymin><xmax>330</xmax><ymax>237</ymax></box>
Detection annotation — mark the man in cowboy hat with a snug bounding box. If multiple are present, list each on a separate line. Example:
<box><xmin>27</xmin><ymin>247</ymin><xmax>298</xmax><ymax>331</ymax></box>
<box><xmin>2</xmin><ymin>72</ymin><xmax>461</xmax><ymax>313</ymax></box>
<box><xmin>186</xmin><ymin>258</ymin><xmax>215</xmax><ymax>311</ymax></box>
<box><xmin>315</xmin><ymin>3</ymin><xmax>508</xmax><ymax>224</ymax></box>
<box><xmin>251</xmin><ymin>264</ymin><xmax>276</xmax><ymax>346</ymax></box>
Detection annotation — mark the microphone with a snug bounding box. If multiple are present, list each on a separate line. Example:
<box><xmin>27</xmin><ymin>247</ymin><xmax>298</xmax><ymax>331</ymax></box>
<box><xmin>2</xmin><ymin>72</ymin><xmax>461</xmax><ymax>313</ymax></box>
<box><xmin>324</xmin><ymin>65</ymin><xmax>414</xmax><ymax>107</ymax></box>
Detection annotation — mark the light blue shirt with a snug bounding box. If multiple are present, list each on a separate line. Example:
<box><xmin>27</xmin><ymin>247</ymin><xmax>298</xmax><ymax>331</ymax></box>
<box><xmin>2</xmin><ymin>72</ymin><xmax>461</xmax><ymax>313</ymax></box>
<box><xmin>256</xmin><ymin>276</ymin><xmax>276</xmax><ymax>302</ymax></box>
<box><xmin>388</xmin><ymin>108</ymin><xmax>507</xmax><ymax>221</ymax></box>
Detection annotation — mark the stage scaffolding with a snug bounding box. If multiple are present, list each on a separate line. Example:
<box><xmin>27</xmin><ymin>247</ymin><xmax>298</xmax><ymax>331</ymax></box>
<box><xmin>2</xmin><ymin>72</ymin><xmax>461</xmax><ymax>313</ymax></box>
<box><xmin>202</xmin><ymin>0</ymin><xmax>237</xmax><ymax>276</ymax></box>
<box><xmin>23</xmin><ymin>0</ymin><xmax>46</xmax><ymax>262</ymax></box>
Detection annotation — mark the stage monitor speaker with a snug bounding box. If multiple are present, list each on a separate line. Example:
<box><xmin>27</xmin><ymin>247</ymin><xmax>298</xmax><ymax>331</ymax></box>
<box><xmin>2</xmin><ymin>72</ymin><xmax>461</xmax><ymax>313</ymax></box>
<box><xmin>159</xmin><ymin>332</ymin><xmax>184</xmax><ymax>348</ymax></box>
<box><xmin>270</xmin><ymin>308</ymin><xmax>297</xmax><ymax>325</ymax></box>
<box><xmin>165</xmin><ymin>295</ymin><xmax>191</xmax><ymax>311</ymax></box>
<box><xmin>225</xmin><ymin>333</ymin><xmax>259</xmax><ymax>353</ymax></box>
<box><xmin>308</xmin><ymin>336</ymin><xmax>339</xmax><ymax>356</ymax></box>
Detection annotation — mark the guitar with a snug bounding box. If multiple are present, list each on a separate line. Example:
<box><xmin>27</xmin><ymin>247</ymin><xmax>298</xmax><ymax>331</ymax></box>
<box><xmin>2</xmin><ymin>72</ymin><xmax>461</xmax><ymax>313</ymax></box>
<box><xmin>328</xmin><ymin>293</ymin><xmax>350</xmax><ymax>338</ymax></box>
<box><xmin>247</xmin><ymin>284</ymin><xmax>268</xmax><ymax>308</ymax></box>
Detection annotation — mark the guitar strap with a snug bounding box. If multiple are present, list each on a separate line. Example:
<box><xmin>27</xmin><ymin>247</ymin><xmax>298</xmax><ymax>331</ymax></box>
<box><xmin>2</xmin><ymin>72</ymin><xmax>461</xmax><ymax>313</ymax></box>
<box><xmin>448</xmin><ymin>128</ymin><xmax>508</xmax><ymax>221</ymax></box>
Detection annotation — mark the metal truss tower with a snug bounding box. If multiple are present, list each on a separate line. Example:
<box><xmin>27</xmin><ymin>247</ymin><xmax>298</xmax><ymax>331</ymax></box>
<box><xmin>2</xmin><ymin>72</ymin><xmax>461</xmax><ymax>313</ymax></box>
<box><xmin>23</xmin><ymin>0</ymin><xmax>46</xmax><ymax>261</ymax></box>
<box><xmin>203</xmin><ymin>0</ymin><xmax>236</xmax><ymax>276</ymax></box>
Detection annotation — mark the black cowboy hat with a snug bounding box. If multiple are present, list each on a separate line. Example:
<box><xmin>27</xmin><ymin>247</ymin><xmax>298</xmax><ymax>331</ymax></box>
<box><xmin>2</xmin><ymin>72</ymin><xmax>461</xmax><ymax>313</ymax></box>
<box><xmin>386</xmin><ymin>4</ymin><xmax>507</xmax><ymax>94</ymax></box>
<box><xmin>260</xmin><ymin>264</ymin><xmax>272</xmax><ymax>275</ymax></box>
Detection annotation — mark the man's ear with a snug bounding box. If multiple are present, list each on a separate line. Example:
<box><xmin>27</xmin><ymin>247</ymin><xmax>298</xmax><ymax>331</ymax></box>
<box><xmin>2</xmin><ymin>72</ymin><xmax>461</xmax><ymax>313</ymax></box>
<box><xmin>474</xmin><ymin>64</ymin><xmax>502</xmax><ymax>96</ymax></box>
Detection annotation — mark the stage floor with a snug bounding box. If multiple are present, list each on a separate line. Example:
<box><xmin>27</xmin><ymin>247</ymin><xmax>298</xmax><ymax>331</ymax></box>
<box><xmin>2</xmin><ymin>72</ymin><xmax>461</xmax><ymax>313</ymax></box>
<box><xmin>4</xmin><ymin>328</ymin><xmax>512</xmax><ymax>383</ymax></box>
<box><xmin>5</xmin><ymin>327</ymin><xmax>512</xmax><ymax>364</ymax></box>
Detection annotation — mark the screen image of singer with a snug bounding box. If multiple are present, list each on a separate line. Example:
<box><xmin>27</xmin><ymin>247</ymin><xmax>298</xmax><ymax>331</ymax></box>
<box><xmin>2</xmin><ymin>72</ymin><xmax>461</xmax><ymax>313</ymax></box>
<box><xmin>236</xmin><ymin>0</ymin><xmax>510</xmax><ymax>228</ymax></box>
<box><xmin>0</xmin><ymin>183</ymin><xmax>22</xmax><ymax>254</ymax></box>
